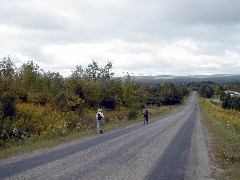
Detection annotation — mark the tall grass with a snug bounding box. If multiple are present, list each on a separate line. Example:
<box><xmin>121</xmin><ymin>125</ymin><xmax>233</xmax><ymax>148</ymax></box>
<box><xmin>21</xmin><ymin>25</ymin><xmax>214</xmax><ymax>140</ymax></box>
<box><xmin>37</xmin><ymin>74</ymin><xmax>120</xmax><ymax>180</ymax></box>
<box><xmin>198</xmin><ymin>96</ymin><xmax>240</xmax><ymax>179</ymax></box>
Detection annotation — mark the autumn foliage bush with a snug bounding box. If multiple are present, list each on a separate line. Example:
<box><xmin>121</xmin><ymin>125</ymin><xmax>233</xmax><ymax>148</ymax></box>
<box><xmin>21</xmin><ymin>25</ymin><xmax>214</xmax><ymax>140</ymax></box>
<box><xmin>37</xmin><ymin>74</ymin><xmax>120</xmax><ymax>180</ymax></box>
<box><xmin>14</xmin><ymin>103</ymin><xmax>69</xmax><ymax>137</ymax></box>
<box><xmin>201</xmin><ymin>98</ymin><xmax>240</xmax><ymax>128</ymax></box>
<box><xmin>0</xmin><ymin>102</ymin><xmax>138</xmax><ymax>147</ymax></box>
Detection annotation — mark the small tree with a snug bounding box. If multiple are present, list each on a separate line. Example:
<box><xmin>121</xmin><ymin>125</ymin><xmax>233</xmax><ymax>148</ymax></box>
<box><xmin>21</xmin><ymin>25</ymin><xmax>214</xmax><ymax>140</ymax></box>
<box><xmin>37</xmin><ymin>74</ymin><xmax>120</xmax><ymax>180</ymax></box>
<box><xmin>199</xmin><ymin>84</ymin><xmax>214</xmax><ymax>98</ymax></box>
<box><xmin>123</xmin><ymin>74</ymin><xmax>137</xmax><ymax>107</ymax></box>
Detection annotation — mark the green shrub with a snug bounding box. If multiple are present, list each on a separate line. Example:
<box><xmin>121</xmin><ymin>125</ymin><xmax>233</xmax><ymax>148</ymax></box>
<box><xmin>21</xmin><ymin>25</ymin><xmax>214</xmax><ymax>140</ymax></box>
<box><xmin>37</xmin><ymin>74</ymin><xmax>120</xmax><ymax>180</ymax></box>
<box><xmin>18</xmin><ymin>92</ymin><xmax>28</xmax><ymax>103</ymax></box>
<box><xmin>65</xmin><ymin>112</ymin><xmax>80</xmax><ymax>131</ymax></box>
<box><xmin>127</xmin><ymin>108</ymin><xmax>138</xmax><ymax>120</ymax></box>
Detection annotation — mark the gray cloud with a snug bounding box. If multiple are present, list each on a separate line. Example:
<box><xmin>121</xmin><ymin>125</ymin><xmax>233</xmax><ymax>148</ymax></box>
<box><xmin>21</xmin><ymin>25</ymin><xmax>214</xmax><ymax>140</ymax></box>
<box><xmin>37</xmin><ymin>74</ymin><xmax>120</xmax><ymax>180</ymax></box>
<box><xmin>0</xmin><ymin>0</ymin><xmax>240</xmax><ymax>77</ymax></box>
<box><xmin>0</xmin><ymin>1</ymin><xmax>68</xmax><ymax>31</ymax></box>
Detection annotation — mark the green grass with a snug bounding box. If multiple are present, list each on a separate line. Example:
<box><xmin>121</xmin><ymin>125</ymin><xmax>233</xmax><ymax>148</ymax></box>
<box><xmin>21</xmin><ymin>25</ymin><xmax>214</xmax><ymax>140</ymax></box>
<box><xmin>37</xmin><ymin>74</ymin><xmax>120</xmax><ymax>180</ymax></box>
<box><xmin>0</xmin><ymin>104</ymin><xmax>178</xmax><ymax>159</ymax></box>
<box><xmin>199</xmin><ymin>97</ymin><xmax>240</xmax><ymax>179</ymax></box>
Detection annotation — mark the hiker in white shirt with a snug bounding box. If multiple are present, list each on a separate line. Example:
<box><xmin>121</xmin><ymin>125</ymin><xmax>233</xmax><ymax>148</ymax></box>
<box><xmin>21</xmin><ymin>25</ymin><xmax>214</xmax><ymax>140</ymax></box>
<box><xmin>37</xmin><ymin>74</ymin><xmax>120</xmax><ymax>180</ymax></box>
<box><xmin>96</xmin><ymin>109</ymin><xmax>104</xmax><ymax>134</ymax></box>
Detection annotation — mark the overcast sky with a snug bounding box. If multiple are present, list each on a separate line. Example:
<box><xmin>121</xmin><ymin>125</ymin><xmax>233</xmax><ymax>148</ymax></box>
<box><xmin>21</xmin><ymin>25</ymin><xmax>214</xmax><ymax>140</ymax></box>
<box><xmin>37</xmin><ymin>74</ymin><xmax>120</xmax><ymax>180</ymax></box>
<box><xmin>1</xmin><ymin>0</ymin><xmax>240</xmax><ymax>77</ymax></box>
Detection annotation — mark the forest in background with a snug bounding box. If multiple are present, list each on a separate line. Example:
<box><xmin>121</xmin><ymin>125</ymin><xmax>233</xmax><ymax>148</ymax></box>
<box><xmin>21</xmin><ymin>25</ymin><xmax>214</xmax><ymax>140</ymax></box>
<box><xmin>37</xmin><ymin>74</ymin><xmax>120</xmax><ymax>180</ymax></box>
<box><xmin>0</xmin><ymin>57</ymin><xmax>189</xmax><ymax>147</ymax></box>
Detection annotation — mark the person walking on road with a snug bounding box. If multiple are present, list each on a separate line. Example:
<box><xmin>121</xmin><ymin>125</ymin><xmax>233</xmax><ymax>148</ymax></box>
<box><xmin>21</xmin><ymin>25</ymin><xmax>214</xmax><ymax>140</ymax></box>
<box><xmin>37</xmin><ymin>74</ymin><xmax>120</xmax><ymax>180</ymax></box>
<box><xmin>96</xmin><ymin>109</ymin><xmax>104</xmax><ymax>134</ymax></box>
<box><xmin>143</xmin><ymin>107</ymin><xmax>149</xmax><ymax>123</ymax></box>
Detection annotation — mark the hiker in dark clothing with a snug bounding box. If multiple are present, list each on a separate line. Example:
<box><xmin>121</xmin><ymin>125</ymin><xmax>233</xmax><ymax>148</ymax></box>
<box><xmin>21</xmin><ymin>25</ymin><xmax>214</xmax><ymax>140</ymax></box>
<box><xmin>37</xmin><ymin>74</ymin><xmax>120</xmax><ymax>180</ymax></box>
<box><xmin>143</xmin><ymin>107</ymin><xmax>149</xmax><ymax>123</ymax></box>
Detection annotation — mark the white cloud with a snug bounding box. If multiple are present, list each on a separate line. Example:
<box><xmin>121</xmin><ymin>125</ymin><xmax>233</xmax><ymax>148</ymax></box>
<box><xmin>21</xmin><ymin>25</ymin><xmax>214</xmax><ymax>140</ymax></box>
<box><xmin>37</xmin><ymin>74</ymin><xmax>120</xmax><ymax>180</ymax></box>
<box><xmin>41</xmin><ymin>38</ymin><xmax>240</xmax><ymax>77</ymax></box>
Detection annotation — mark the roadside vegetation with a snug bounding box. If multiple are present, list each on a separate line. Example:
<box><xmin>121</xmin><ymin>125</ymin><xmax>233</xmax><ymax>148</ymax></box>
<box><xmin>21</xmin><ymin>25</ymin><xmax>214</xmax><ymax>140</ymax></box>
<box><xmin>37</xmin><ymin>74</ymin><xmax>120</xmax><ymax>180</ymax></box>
<box><xmin>0</xmin><ymin>56</ymin><xmax>189</xmax><ymax>159</ymax></box>
<box><xmin>0</xmin><ymin>105</ymin><xmax>179</xmax><ymax>159</ymax></box>
<box><xmin>198</xmin><ymin>92</ymin><xmax>240</xmax><ymax>179</ymax></box>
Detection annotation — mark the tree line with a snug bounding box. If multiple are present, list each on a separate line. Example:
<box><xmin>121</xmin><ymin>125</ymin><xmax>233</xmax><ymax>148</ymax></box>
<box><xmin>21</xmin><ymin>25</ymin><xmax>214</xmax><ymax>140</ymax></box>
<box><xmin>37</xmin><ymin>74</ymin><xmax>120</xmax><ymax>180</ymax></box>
<box><xmin>195</xmin><ymin>81</ymin><xmax>240</xmax><ymax>111</ymax></box>
<box><xmin>0</xmin><ymin>57</ymin><xmax>189</xmax><ymax>145</ymax></box>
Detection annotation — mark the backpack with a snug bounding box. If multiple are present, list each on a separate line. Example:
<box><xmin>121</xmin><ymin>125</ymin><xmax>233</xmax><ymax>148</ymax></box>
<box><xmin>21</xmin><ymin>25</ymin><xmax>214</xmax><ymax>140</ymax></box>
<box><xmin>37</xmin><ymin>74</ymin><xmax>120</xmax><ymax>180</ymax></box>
<box><xmin>143</xmin><ymin>109</ymin><xmax>148</xmax><ymax>115</ymax></box>
<box><xmin>97</xmin><ymin>113</ymin><xmax>102</xmax><ymax>120</ymax></box>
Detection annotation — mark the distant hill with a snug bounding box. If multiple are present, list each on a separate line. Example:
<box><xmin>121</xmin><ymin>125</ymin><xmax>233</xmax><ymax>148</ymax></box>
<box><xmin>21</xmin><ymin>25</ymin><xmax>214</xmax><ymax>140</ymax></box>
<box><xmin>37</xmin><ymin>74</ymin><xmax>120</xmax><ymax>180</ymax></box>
<box><xmin>128</xmin><ymin>74</ymin><xmax>240</xmax><ymax>84</ymax></box>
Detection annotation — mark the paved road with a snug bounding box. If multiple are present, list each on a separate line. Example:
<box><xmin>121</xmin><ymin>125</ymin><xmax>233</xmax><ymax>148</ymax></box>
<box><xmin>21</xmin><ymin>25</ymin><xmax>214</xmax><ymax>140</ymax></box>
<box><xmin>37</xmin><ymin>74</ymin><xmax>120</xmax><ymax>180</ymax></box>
<box><xmin>0</xmin><ymin>92</ymin><xmax>213</xmax><ymax>180</ymax></box>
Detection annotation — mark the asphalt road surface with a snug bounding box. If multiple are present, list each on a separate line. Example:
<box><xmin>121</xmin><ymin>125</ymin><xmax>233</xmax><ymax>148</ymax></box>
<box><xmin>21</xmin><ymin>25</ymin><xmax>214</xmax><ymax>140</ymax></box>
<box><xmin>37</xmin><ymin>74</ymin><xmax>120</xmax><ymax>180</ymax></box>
<box><xmin>0</xmin><ymin>92</ymin><xmax>214</xmax><ymax>180</ymax></box>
